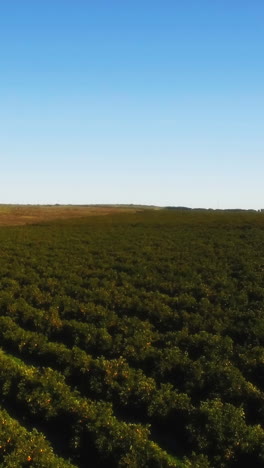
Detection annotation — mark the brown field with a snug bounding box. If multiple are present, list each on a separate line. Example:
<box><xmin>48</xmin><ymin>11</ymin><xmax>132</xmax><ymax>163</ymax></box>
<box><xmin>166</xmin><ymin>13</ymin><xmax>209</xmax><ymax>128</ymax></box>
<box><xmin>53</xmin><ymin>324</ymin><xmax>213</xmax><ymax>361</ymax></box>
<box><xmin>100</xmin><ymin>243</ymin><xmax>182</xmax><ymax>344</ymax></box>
<box><xmin>0</xmin><ymin>205</ymin><xmax>143</xmax><ymax>226</ymax></box>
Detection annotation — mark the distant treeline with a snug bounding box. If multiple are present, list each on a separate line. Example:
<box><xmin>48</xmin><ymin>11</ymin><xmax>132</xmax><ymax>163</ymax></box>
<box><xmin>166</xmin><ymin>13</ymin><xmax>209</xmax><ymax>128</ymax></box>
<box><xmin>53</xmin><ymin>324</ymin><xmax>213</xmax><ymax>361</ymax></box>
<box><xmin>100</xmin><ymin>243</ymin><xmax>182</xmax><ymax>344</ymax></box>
<box><xmin>165</xmin><ymin>206</ymin><xmax>262</xmax><ymax>212</ymax></box>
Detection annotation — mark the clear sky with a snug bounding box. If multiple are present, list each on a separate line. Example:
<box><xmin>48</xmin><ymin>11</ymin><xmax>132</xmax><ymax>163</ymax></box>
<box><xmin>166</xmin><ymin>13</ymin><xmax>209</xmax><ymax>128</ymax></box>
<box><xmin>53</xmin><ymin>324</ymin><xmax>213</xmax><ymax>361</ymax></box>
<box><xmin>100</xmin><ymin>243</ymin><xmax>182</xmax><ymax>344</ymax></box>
<box><xmin>1</xmin><ymin>1</ymin><xmax>263</xmax><ymax>208</ymax></box>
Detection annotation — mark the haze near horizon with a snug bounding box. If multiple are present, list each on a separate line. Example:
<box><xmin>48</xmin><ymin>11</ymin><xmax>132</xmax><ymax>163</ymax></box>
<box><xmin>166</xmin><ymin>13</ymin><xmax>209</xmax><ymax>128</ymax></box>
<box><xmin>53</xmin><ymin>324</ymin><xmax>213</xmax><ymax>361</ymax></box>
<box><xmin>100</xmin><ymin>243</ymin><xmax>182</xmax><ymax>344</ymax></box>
<box><xmin>1</xmin><ymin>1</ymin><xmax>263</xmax><ymax>209</ymax></box>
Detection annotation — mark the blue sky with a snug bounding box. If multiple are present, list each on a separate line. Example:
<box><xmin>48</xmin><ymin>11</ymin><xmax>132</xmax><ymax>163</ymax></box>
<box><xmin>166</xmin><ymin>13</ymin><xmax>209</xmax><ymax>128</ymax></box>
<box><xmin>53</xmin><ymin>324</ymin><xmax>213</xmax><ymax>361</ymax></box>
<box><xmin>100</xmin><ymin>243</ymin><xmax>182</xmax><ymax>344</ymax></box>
<box><xmin>1</xmin><ymin>1</ymin><xmax>264</xmax><ymax>208</ymax></box>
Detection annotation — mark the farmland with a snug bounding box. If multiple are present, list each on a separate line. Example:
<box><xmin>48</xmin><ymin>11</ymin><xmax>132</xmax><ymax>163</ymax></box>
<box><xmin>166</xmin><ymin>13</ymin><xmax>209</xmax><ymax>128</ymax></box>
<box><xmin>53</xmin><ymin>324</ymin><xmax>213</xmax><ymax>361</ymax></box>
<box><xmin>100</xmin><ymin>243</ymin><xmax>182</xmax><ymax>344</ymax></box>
<box><xmin>0</xmin><ymin>205</ymin><xmax>144</xmax><ymax>226</ymax></box>
<box><xmin>0</xmin><ymin>208</ymin><xmax>264</xmax><ymax>467</ymax></box>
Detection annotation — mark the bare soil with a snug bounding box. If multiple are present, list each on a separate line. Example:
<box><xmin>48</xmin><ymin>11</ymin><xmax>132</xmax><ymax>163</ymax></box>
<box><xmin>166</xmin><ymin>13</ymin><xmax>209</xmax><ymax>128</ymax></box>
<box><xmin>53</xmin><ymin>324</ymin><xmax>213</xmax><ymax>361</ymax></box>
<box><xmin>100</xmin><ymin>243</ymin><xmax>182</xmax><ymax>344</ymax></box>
<box><xmin>0</xmin><ymin>205</ymin><xmax>140</xmax><ymax>226</ymax></box>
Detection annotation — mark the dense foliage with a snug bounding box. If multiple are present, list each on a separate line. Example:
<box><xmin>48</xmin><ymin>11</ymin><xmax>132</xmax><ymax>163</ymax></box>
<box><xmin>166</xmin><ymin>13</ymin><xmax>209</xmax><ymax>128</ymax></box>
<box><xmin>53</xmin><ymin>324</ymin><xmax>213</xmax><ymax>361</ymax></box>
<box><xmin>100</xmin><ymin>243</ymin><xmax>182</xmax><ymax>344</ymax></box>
<box><xmin>0</xmin><ymin>209</ymin><xmax>264</xmax><ymax>467</ymax></box>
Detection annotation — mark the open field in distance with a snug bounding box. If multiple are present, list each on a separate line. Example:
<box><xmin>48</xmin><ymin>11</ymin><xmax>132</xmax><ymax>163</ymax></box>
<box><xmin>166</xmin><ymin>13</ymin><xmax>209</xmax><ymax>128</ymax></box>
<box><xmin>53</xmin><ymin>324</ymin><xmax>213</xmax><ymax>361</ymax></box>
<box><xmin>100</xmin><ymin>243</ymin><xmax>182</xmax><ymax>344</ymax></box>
<box><xmin>0</xmin><ymin>204</ymin><xmax>155</xmax><ymax>226</ymax></box>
